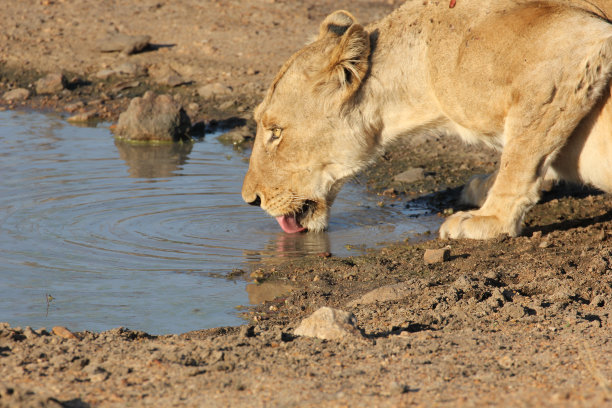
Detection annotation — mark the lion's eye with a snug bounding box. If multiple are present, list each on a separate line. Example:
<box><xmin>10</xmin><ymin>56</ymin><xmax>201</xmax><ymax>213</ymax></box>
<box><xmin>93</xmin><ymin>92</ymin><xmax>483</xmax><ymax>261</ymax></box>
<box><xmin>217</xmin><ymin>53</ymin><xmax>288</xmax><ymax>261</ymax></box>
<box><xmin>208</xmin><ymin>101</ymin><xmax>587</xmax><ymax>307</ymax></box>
<box><xmin>271</xmin><ymin>127</ymin><xmax>282</xmax><ymax>140</ymax></box>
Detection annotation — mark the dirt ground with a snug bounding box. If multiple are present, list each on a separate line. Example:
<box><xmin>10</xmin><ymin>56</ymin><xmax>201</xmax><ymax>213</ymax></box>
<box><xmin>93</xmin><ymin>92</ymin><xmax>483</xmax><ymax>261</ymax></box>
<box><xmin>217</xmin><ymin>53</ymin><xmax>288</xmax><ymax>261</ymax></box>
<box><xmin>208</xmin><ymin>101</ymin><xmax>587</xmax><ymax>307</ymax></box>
<box><xmin>1</xmin><ymin>1</ymin><xmax>611</xmax><ymax>407</ymax></box>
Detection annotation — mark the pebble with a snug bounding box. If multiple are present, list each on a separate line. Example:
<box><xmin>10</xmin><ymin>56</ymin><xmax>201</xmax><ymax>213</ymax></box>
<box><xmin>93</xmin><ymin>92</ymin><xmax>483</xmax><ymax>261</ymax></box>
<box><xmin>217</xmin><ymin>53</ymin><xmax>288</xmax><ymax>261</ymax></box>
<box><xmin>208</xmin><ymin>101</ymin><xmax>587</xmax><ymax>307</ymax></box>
<box><xmin>156</xmin><ymin>73</ymin><xmax>189</xmax><ymax>87</ymax></box>
<box><xmin>424</xmin><ymin>248</ymin><xmax>451</xmax><ymax>264</ymax></box>
<box><xmin>67</xmin><ymin>110</ymin><xmax>98</xmax><ymax>123</ymax></box>
<box><xmin>115</xmin><ymin>91</ymin><xmax>192</xmax><ymax>142</ymax></box>
<box><xmin>2</xmin><ymin>88</ymin><xmax>30</xmax><ymax>101</ymax></box>
<box><xmin>393</xmin><ymin>167</ymin><xmax>425</xmax><ymax>183</ymax></box>
<box><xmin>294</xmin><ymin>307</ymin><xmax>364</xmax><ymax>341</ymax></box>
<box><xmin>347</xmin><ymin>283</ymin><xmax>410</xmax><ymax>307</ymax></box>
<box><xmin>197</xmin><ymin>82</ymin><xmax>232</xmax><ymax>99</ymax></box>
<box><xmin>95</xmin><ymin>69</ymin><xmax>116</xmax><ymax>80</ymax></box>
<box><xmin>590</xmin><ymin>295</ymin><xmax>605</xmax><ymax>307</ymax></box>
<box><xmin>52</xmin><ymin>326</ymin><xmax>78</xmax><ymax>340</ymax></box>
<box><xmin>113</xmin><ymin>62</ymin><xmax>147</xmax><ymax>77</ymax></box>
<box><xmin>217</xmin><ymin>126</ymin><xmax>254</xmax><ymax>145</ymax></box>
<box><xmin>96</xmin><ymin>33</ymin><xmax>151</xmax><ymax>55</ymax></box>
<box><xmin>64</xmin><ymin>101</ymin><xmax>84</xmax><ymax>113</ymax></box>
<box><xmin>35</xmin><ymin>73</ymin><xmax>67</xmax><ymax>94</ymax></box>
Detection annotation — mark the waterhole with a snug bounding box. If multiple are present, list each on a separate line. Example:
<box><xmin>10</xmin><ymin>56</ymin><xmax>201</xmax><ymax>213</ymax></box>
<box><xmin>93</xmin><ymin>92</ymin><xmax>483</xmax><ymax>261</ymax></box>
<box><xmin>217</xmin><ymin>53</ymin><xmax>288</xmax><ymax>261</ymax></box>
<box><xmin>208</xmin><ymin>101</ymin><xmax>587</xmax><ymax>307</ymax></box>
<box><xmin>0</xmin><ymin>110</ymin><xmax>440</xmax><ymax>334</ymax></box>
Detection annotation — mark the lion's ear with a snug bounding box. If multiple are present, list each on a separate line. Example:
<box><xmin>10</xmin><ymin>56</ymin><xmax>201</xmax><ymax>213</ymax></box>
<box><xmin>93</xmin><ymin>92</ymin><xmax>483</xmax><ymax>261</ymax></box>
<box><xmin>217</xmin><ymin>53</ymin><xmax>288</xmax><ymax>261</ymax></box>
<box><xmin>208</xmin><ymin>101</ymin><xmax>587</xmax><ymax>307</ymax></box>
<box><xmin>318</xmin><ymin>23</ymin><xmax>370</xmax><ymax>99</ymax></box>
<box><xmin>318</xmin><ymin>10</ymin><xmax>357</xmax><ymax>39</ymax></box>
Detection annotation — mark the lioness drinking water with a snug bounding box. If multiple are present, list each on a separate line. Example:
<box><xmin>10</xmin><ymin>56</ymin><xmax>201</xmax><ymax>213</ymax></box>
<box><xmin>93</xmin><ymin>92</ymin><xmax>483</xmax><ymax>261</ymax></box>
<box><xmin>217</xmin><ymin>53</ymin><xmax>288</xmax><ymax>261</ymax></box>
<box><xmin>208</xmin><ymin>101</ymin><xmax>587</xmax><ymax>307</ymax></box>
<box><xmin>242</xmin><ymin>0</ymin><xmax>612</xmax><ymax>239</ymax></box>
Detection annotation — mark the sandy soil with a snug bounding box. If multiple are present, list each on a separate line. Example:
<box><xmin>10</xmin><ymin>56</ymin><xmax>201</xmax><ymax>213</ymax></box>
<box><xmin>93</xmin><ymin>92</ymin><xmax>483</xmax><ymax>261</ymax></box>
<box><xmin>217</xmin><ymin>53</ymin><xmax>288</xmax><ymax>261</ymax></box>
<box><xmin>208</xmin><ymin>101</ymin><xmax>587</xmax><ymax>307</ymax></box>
<box><xmin>0</xmin><ymin>1</ymin><xmax>611</xmax><ymax>407</ymax></box>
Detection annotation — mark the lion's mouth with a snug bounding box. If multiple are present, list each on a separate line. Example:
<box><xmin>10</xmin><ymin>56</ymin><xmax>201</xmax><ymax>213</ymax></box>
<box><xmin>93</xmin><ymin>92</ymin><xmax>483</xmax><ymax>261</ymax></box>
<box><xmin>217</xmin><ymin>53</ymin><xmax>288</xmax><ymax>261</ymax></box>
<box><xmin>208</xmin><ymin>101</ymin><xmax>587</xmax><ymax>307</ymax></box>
<box><xmin>275</xmin><ymin>200</ymin><xmax>317</xmax><ymax>234</ymax></box>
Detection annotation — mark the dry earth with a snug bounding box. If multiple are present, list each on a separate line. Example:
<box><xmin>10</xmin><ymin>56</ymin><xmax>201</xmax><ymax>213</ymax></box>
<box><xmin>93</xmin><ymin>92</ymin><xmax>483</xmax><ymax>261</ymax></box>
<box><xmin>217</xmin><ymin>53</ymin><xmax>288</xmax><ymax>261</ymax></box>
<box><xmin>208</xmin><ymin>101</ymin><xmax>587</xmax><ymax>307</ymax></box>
<box><xmin>0</xmin><ymin>1</ymin><xmax>611</xmax><ymax>407</ymax></box>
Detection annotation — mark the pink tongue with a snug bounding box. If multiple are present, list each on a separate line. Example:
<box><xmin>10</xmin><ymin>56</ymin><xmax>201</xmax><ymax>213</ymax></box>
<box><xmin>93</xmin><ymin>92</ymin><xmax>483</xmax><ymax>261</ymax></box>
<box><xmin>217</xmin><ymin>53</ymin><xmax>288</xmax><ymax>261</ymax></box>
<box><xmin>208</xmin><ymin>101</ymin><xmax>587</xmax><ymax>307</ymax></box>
<box><xmin>276</xmin><ymin>215</ymin><xmax>306</xmax><ymax>234</ymax></box>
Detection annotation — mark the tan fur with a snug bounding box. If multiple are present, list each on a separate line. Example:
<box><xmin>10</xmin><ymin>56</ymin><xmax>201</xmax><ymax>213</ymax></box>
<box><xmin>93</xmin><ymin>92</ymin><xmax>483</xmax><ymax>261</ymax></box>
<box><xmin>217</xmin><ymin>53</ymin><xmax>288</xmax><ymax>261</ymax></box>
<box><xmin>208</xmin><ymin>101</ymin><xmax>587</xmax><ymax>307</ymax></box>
<box><xmin>242</xmin><ymin>1</ymin><xmax>612</xmax><ymax>239</ymax></box>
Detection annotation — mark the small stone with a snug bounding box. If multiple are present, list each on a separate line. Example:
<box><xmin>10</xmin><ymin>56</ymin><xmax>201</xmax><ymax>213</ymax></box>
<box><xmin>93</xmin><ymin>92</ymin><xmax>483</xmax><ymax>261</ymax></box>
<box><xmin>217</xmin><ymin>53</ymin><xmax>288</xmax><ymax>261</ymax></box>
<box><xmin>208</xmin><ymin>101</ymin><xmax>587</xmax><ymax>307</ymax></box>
<box><xmin>65</xmin><ymin>101</ymin><xmax>85</xmax><ymax>113</ymax></box>
<box><xmin>590</xmin><ymin>295</ymin><xmax>605</xmax><ymax>307</ymax></box>
<box><xmin>156</xmin><ymin>73</ymin><xmax>189</xmax><ymax>87</ymax></box>
<box><xmin>348</xmin><ymin>283</ymin><xmax>409</xmax><ymax>307</ymax></box>
<box><xmin>497</xmin><ymin>355</ymin><xmax>514</xmax><ymax>369</ymax></box>
<box><xmin>393</xmin><ymin>167</ymin><xmax>425</xmax><ymax>183</ymax></box>
<box><xmin>197</xmin><ymin>82</ymin><xmax>232</xmax><ymax>99</ymax></box>
<box><xmin>95</xmin><ymin>69</ymin><xmax>116</xmax><ymax>80</ymax></box>
<box><xmin>84</xmin><ymin>365</ymin><xmax>110</xmax><ymax>382</ymax></box>
<box><xmin>246</xmin><ymin>68</ymin><xmax>257</xmax><ymax>75</ymax></box>
<box><xmin>239</xmin><ymin>325</ymin><xmax>255</xmax><ymax>338</ymax></box>
<box><xmin>485</xmin><ymin>288</ymin><xmax>506</xmax><ymax>309</ymax></box>
<box><xmin>219</xmin><ymin>100</ymin><xmax>236</xmax><ymax>110</ymax></box>
<box><xmin>113</xmin><ymin>62</ymin><xmax>147</xmax><ymax>77</ymax></box>
<box><xmin>539</xmin><ymin>240</ymin><xmax>551</xmax><ymax>248</ymax></box>
<box><xmin>424</xmin><ymin>248</ymin><xmax>451</xmax><ymax>264</ymax></box>
<box><xmin>217</xmin><ymin>126</ymin><xmax>254</xmax><ymax>145</ymax></box>
<box><xmin>52</xmin><ymin>326</ymin><xmax>78</xmax><ymax>340</ymax></box>
<box><xmin>115</xmin><ymin>91</ymin><xmax>191</xmax><ymax>142</ymax></box>
<box><xmin>294</xmin><ymin>307</ymin><xmax>363</xmax><ymax>341</ymax></box>
<box><xmin>96</xmin><ymin>33</ymin><xmax>151</xmax><ymax>55</ymax></box>
<box><xmin>111</xmin><ymin>80</ymin><xmax>140</xmax><ymax>93</ymax></box>
<box><xmin>2</xmin><ymin>88</ymin><xmax>30</xmax><ymax>101</ymax></box>
<box><xmin>67</xmin><ymin>111</ymin><xmax>98</xmax><ymax>123</ymax></box>
<box><xmin>502</xmin><ymin>303</ymin><xmax>526</xmax><ymax>320</ymax></box>
<box><xmin>35</xmin><ymin>73</ymin><xmax>67</xmax><ymax>94</ymax></box>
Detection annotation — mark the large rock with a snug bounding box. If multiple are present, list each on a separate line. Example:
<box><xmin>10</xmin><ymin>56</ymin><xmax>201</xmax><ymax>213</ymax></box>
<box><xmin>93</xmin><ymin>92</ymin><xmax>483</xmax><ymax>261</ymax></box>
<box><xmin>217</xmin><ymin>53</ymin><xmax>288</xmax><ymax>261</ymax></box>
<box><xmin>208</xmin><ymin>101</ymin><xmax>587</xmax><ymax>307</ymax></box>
<box><xmin>294</xmin><ymin>307</ymin><xmax>363</xmax><ymax>341</ymax></box>
<box><xmin>2</xmin><ymin>88</ymin><xmax>30</xmax><ymax>101</ymax></box>
<box><xmin>35</xmin><ymin>73</ymin><xmax>67</xmax><ymax>95</ymax></box>
<box><xmin>115</xmin><ymin>91</ymin><xmax>191</xmax><ymax>142</ymax></box>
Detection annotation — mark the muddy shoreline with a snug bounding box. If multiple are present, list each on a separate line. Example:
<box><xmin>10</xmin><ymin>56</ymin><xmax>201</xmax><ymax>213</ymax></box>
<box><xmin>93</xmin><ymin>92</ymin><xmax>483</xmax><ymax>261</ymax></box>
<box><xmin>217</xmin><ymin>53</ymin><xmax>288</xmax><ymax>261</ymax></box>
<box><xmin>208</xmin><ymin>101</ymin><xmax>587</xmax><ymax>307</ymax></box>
<box><xmin>1</xmin><ymin>1</ymin><xmax>611</xmax><ymax>407</ymax></box>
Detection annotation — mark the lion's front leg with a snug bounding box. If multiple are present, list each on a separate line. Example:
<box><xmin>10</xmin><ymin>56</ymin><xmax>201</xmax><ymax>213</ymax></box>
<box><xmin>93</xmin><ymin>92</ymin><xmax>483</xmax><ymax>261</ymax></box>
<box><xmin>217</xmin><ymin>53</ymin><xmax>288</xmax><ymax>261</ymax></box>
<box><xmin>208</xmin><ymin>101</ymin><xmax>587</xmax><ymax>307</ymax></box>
<box><xmin>440</xmin><ymin>122</ymin><xmax>568</xmax><ymax>240</ymax></box>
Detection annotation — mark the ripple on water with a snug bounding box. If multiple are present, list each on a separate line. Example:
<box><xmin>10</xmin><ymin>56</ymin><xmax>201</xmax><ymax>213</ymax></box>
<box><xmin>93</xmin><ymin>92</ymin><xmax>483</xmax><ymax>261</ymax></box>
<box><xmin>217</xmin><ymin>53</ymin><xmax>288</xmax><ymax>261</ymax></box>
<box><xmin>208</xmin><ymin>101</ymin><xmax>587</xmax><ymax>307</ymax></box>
<box><xmin>0</xmin><ymin>110</ymin><xmax>439</xmax><ymax>334</ymax></box>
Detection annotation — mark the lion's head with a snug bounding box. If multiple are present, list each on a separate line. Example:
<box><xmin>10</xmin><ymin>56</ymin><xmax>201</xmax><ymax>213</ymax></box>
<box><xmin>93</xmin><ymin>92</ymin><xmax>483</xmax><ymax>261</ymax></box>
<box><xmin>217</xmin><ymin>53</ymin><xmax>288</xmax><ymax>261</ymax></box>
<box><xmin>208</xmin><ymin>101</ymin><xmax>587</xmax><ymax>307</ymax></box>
<box><xmin>242</xmin><ymin>10</ymin><xmax>380</xmax><ymax>233</ymax></box>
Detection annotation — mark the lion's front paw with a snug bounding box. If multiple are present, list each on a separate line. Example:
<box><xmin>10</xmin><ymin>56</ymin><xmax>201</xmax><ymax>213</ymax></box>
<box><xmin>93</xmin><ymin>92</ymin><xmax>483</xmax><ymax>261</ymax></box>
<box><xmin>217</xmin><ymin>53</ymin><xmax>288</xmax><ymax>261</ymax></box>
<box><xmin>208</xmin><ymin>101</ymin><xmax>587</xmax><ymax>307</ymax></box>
<box><xmin>439</xmin><ymin>211</ymin><xmax>508</xmax><ymax>239</ymax></box>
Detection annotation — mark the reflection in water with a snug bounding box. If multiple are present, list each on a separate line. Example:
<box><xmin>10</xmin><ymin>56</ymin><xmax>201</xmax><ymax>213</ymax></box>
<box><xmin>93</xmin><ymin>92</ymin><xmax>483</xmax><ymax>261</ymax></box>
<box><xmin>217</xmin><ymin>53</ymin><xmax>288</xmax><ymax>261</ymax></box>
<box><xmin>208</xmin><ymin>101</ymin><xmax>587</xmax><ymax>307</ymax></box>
<box><xmin>115</xmin><ymin>139</ymin><xmax>193</xmax><ymax>178</ymax></box>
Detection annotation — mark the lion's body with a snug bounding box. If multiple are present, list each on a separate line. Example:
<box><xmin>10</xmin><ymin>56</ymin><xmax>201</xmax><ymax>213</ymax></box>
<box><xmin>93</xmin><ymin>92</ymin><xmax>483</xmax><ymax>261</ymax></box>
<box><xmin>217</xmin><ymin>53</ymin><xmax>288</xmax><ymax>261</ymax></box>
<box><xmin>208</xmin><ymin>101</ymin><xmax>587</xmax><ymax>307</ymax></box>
<box><xmin>243</xmin><ymin>0</ymin><xmax>612</xmax><ymax>239</ymax></box>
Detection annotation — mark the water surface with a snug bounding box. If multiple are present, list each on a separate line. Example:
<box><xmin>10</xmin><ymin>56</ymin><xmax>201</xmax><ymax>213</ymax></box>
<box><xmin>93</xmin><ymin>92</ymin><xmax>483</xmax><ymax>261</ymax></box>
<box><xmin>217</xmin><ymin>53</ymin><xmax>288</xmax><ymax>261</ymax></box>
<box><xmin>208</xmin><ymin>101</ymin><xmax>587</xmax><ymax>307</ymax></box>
<box><xmin>0</xmin><ymin>110</ymin><xmax>438</xmax><ymax>334</ymax></box>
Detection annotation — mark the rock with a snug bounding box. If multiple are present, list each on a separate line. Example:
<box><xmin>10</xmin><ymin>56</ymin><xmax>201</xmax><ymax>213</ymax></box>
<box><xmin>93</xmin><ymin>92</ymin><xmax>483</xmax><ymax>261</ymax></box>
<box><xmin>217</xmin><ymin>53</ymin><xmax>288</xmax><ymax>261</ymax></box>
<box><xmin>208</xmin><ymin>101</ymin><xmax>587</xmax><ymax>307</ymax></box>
<box><xmin>84</xmin><ymin>365</ymin><xmax>110</xmax><ymax>382</ymax></box>
<box><xmin>591</xmin><ymin>295</ymin><xmax>605</xmax><ymax>307</ymax></box>
<box><xmin>347</xmin><ymin>283</ymin><xmax>409</xmax><ymax>307</ymax></box>
<box><xmin>96</xmin><ymin>33</ymin><xmax>151</xmax><ymax>55</ymax></box>
<box><xmin>2</xmin><ymin>88</ymin><xmax>30</xmax><ymax>101</ymax></box>
<box><xmin>112</xmin><ymin>80</ymin><xmax>140</xmax><ymax>93</ymax></box>
<box><xmin>197</xmin><ymin>82</ymin><xmax>232</xmax><ymax>99</ymax></box>
<box><xmin>157</xmin><ymin>73</ymin><xmax>189</xmax><ymax>87</ymax></box>
<box><xmin>217</xmin><ymin>126</ymin><xmax>254</xmax><ymax>145</ymax></box>
<box><xmin>294</xmin><ymin>307</ymin><xmax>363</xmax><ymax>341</ymax></box>
<box><xmin>35</xmin><ymin>73</ymin><xmax>67</xmax><ymax>95</ymax></box>
<box><xmin>52</xmin><ymin>326</ymin><xmax>78</xmax><ymax>340</ymax></box>
<box><xmin>148</xmin><ymin>64</ymin><xmax>189</xmax><ymax>87</ymax></box>
<box><xmin>67</xmin><ymin>110</ymin><xmax>98</xmax><ymax>123</ymax></box>
<box><xmin>65</xmin><ymin>101</ymin><xmax>85</xmax><ymax>113</ymax></box>
<box><xmin>424</xmin><ymin>248</ymin><xmax>451</xmax><ymax>264</ymax></box>
<box><xmin>95</xmin><ymin>69</ymin><xmax>116</xmax><ymax>80</ymax></box>
<box><xmin>115</xmin><ymin>91</ymin><xmax>191</xmax><ymax>142</ymax></box>
<box><xmin>501</xmin><ymin>303</ymin><xmax>527</xmax><ymax>320</ymax></box>
<box><xmin>113</xmin><ymin>61</ymin><xmax>147</xmax><ymax>77</ymax></box>
<box><xmin>393</xmin><ymin>167</ymin><xmax>425</xmax><ymax>183</ymax></box>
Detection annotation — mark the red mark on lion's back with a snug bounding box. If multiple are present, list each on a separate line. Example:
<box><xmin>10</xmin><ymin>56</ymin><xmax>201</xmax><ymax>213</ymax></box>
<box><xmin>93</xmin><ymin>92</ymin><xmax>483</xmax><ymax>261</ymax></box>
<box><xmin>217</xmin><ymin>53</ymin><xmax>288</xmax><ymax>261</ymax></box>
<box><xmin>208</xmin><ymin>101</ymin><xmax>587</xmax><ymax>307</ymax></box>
<box><xmin>449</xmin><ymin>0</ymin><xmax>456</xmax><ymax>8</ymax></box>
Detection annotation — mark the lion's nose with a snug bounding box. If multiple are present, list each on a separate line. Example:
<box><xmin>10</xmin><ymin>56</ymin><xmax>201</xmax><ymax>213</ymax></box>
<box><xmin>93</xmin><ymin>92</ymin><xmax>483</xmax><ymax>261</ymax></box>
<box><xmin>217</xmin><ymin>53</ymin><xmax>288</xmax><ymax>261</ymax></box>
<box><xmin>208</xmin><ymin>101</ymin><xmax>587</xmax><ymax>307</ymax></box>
<box><xmin>247</xmin><ymin>195</ymin><xmax>261</xmax><ymax>207</ymax></box>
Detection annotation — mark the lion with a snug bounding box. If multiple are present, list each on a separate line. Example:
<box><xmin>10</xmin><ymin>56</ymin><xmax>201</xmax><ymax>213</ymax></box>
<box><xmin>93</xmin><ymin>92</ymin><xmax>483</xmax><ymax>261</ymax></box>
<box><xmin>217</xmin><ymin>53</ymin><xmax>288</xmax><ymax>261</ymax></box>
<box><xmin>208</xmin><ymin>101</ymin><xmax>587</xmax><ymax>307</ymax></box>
<box><xmin>242</xmin><ymin>0</ymin><xmax>612</xmax><ymax>239</ymax></box>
